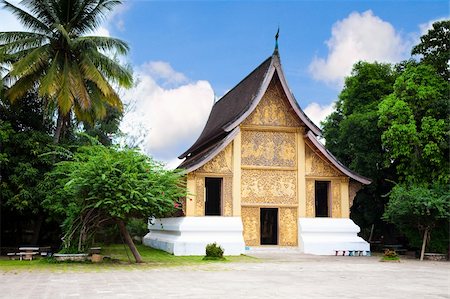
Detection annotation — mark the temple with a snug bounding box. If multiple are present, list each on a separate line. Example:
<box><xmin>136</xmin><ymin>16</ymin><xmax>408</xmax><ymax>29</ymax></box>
<box><xmin>143</xmin><ymin>48</ymin><xmax>371</xmax><ymax>256</ymax></box>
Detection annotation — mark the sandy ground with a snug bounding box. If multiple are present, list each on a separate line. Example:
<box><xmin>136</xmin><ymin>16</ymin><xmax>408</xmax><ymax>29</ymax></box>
<box><xmin>0</xmin><ymin>252</ymin><xmax>449</xmax><ymax>299</ymax></box>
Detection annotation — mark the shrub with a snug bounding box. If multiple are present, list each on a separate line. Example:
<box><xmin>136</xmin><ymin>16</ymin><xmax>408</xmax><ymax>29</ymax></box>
<box><xmin>382</xmin><ymin>249</ymin><xmax>400</xmax><ymax>261</ymax></box>
<box><xmin>203</xmin><ymin>243</ymin><xmax>225</xmax><ymax>260</ymax></box>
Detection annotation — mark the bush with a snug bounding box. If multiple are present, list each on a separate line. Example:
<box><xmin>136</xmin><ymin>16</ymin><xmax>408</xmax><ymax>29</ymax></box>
<box><xmin>382</xmin><ymin>249</ymin><xmax>400</xmax><ymax>261</ymax></box>
<box><xmin>203</xmin><ymin>243</ymin><xmax>225</xmax><ymax>260</ymax></box>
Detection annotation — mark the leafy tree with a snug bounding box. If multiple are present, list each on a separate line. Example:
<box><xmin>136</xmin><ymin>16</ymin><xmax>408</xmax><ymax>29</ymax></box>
<box><xmin>378</xmin><ymin>62</ymin><xmax>449</xmax><ymax>256</ymax></box>
<box><xmin>0</xmin><ymin>0</ymin><xmax>132</xmax><ymax>142</ymax></box>
<box><xmin>378</xmin><ymin>64</ymin><xmax>449</xmax><ymax>185</ymax></box>
<box><xmin>383</xmin><ymin>184</ymin><xmax>450</xmax><ymax>260</ymax></box>
<box><xmin>412</xmin><ymin>20</ymin><xmax>450</xmax><ymax>80</ymax></box>
<box><xmin>322</xmin><ymin>61</ymin><xmax>398</xmax><ymax>238</ymax></box>
<box><xmin>43</xmin><ymin>142</ymin><xmax>186</xmax><ymax>263</ymax></box>
<box><xmin>0</xmin><ymin>92</ymin><xmax>59</xmax><ymax>245</ymax></box>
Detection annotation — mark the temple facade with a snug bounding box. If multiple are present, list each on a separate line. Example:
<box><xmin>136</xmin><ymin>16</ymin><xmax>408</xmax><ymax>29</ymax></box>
<box><xmin>143</xmin><ymin>50</ymin><xmax>371</xmax><ymax>256</ymax></box>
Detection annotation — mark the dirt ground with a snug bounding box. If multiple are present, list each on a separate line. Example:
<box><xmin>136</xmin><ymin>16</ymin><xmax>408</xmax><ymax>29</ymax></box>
<box><xmin>1</xmin><ymin>252</ymin><xmax>449</xmax><ymax>299</ymax></box>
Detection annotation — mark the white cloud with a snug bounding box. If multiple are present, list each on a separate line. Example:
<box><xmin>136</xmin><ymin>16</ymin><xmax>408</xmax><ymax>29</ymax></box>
<box><xmin>142</xmin><ymin>61</ymin><xmax>188</xmax><ymax>86</ymax></box>
<box><xmin>304</xmin><ymin>102</ymin><xmax>335</xmax><ymax>128</ymax></box>
<box><xmin>309</xmin><ymin>10</ymin><xmax>409</xmax><ymax>87</ymax></box>
<box><xmin>418</xmin><ymin>17</ymin><xmax>448</xmax><ymax>36</ymax></box>
<box><xmin>120</xmin><ymin>62</ymin><xmax>214</xmax><ymax>165</ymax></box>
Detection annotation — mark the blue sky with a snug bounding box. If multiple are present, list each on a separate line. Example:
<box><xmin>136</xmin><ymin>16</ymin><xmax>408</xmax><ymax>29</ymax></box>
<box><xmin>0</xmin><ymin>0</ymin><xmax>448</xmax><ymax>167</ymax></box>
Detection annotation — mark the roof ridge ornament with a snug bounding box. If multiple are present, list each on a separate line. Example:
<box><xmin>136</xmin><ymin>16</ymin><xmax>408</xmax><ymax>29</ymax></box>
<box><xmin>274</xmin><ymin>27</ymin><xmax>280</xmax><ymax>55</ymax></box>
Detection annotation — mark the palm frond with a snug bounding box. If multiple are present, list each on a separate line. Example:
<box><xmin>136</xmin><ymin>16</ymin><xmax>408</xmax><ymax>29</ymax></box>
<box><xmin>80</xmin><ymin>55</ymin><xmax>111</xmax><ymax>96</ymax></box>
<box><xmin>87</xmin><ymin>51</ymin><xmax>132</xmax><ymax>87</ymax></box>
<box><xmin>57</xmin><ymin>55</ymin><xmax>75</xmax><ymax>115</ymax></box>
<box><xmin>1</xmin><ymin>1</ymin><xmax>52</xmax><ymax>34</ymax></box>
<box><xmin>5</xmin><ymin>70</ymin><xmax>42</xmax><ymax>102</ymax></box>
<box><xmin>39</xmin><ymin>51</ymin><xmax>61</xmax><ymax>97</ymax></box>
<box><xmin>68</xmin><ymin>59</ymin><xmax>91</xmax><ymax>110</ymax></box>
<box><xmin>75</xmin><ymin>36</ymin><xmax>129</xmax><ymax>55</ymax></box>
<box><xmin>9</xmin><ymin>44</ymin><xmax>51</xmax><ymax>77</ymax></box>
<box><xmin>20</xmin><ymin>0</ymin><xmax>59</xmax><ymax>28</ymax></box>
<box><xmin>72</xmin><ymin>0</ymin><xmax>122</xmax><ymax>34</ymax></box>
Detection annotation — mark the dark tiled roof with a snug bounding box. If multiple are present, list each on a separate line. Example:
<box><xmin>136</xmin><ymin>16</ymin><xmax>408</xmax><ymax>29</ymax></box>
<box><xmin>178</xmin><ymin>56</ymin><xmax>272</xmax><ymax>159</ymax></box>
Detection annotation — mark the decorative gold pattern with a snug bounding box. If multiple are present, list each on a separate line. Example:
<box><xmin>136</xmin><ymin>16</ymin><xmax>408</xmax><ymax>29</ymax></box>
<box><xmin>196</xmin><ymin>144</ymin><xmax>233</xmax><ymax>174</ymax></box>
<box><xmin>349</xmin><ymin>181</ymin><xmax>362</xmax><ymax>208</ymax></box>
<box><xmin>223</xmin><ymin>177</ymin><xmax>233</xmax><ymax>216</ymax></box>
<box><xmin>279</xmin><ymin>208</ymin><xmax>298</xmax><ymax>246</ymax></box>
<box><xmin>241</xmin><ymin>130</ymin><xmax>296</xmax><ymax>167</ymax></box>
<box><xmin>331</xmin><ymin>181</ymin><xmax>341</xmax><ymax>218</ymax></box>
<box><xmin>241</xmin><ymin>169</ymin><xmax>297</xmax><ymax>205</ymax></box>
<box><xmin>305</xmin><ymin>180</ymin><xmax>315</xmax><ymax>217</ymax></box>
<box><xmin>195</xmin><ymin>176</ymin><xmax>205</xmax><ymax>216</ymax></box>
<box><xmin>241</xmin><ymin>207</ymin><xmax>260</xmax><ymax>246</ymax></box>
<box><xmin>305</xmin><ymin>146</ymin><xmax>342</xmax><ymax>177</ymax></box>
<box><xmin>242</xmin><ymin>77</ymin><xmax>301</xmax><ymax>127</ymax></box>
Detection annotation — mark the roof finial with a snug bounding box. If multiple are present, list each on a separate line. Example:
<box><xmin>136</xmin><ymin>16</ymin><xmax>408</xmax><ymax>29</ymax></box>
<box><xmin>274</xmin><ymin>27</ymin><xmax>280</xmax><ymax>54</ymax></box>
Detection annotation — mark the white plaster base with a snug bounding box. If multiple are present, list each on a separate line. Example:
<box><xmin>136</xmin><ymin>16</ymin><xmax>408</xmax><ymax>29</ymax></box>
<box><xmin>298</xmin><ymin>218</ymin><xmax>370</xmax><ymax>255</ymax></box>
<box><xmin>143</xmin><ymin>217</ymin><xmax>245</xmax><ymax>256</ymax></box>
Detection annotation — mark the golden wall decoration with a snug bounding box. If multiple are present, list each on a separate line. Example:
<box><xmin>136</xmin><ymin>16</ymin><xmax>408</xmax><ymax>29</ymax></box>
<box><xmin>196</xmin><ymin>143</ymin><xmax>233</xmax><ymax>174</ymax></box>
<box><xmin>195</xmin><ymin>176</ymin><xmax>205</xmax><ymax>216</ymax></box>
<box><xmin>193</xmin><ymin>176</ymin><xmax>233</xmax><ymax>217</ymax></box>
<box><xmin>223</xmin><ymin>176</ymin><xmax>233</xmax><ymax>216</ymax></box>
<box><xmin>349</xmin><ymin>181</ymin><xmax>362</xmax><ymax>208</ymax></box>
<box><xmin>331</xmin><ymin>181</ymin><xmax>341</xmax><ymax>218</ymax></box>
<box><xmin>241</xmin><ymin>169</ymin><xmax>297</xmax><ymax>205</ymax></box>
<box><xmin>241</xmin><ymin>207</ymin><xmax>260</xmax><ymax>246</ymax></box>
<box><xmin>305</xmin><ymin>146</ymin><xmax>342</xmax><ymax>177</ymax></box>
<box><xmin>305</xmin><ymin>179</ymin><xmax>315</xmax><ymax>217</ymax></box>
<box><xmin>279</xmin><ymin>208</ymin><xmax>298</xmax><ymax>246</ymax></box>
<box><xmin>242</xmin><ymin>77</ymin><xmax>301</xmax><ymax>128</ymax></box>
<box><xmin>241</xmin><ymin>130</ymin><xmax>296</xmax><ymax>167</ymax></box>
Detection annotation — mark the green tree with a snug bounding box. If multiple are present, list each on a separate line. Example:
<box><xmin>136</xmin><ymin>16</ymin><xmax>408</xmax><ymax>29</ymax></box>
<box><xmin>0</xmin><ymin>0</ymin><xmax>132</xmax><ymax>142</ymax></box>
<box><xmin>43</xmin><ymin>142</ymin><xmax>186</xmax><ymax>263</ymax></box>
<box><xmin>378</xmin><ymin>64</ymin><xmax>449</xmax><ymax>185</ymax></box>
<box><xmin>412</xmin><ymin>20</ymin><xmax>450</xmax><ymax>80</ymax></box>
<box><xmin>378</xmin><ymin>63</ymin><xmax>449</xmax><ymax>257</ymax></box>
<box><xmin>383</xmin><ymin>184</ymin><xmax>450</xmax><ymax>260</ymax></box>
<box><xmin>322</xmin><ymin>61</ymin><xmax>398</xmax><ymax>238</ymax></box>
<box><xmin>0</xmin><ymin>92</ymin><xmax>59</xmax><ymax>245</ymax></box>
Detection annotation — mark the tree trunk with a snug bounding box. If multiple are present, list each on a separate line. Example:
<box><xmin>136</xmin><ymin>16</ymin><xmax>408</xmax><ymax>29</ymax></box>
<box><xmin>53</xmin><ymin>112</ymin><xmax>63</xmax><ymax>143</ymax></box>
<box><xmin>31</xmin><ymin>214</ymin><xmax>43</xmax><ymax>245</ymax></box>
<box><xmin>420</xmin><ymin>227</ymin><xmax>429</xmax><ymax>261</ymax></box>
<box><xmin>116</xmin><ymin>219</ymin><xmax>143</xmax><ymax>263</ymax></box>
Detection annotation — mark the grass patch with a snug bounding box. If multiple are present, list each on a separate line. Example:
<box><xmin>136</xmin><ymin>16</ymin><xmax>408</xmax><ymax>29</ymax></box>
<box><xmin>0</xmin><ymin>244</ymin><xmax>257</xmax><ymax>272</ymax></box>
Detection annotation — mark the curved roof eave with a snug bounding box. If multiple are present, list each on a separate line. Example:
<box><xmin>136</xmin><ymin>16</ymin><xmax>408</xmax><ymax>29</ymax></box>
<box><xmin>223</xmin><ymin>54</ymin><xmax>322</xmax><ymax>136</ymax></box>
<box><xmin>305</xmin><ymin>130</ymin><xmax>372</xmax><ymax>185</ymax></box>
<box><xmin>178</xmin><ymin>127</ymin><xmax>240</xmax><ymax>174</ymax></box>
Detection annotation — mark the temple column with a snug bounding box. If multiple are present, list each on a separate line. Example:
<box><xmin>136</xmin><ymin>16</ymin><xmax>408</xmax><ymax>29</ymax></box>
<box><xmin>185</xmin><ymin>174</ymin><xmax>196</xmax><ymax>216</ymax></box>
<box><xmin>297</xmin><ymin>131</ymin><xmax>306</xmax><ymax>217</ymax></box>
<box><xmin>232</xmin><ymin>131</ymin><xmax>242</xmax><ymax>216</ymax></box>
<box><xmin>340</xmin><ymin>178</ymin><xmax>350</xmax><ymax>218</ymax></box>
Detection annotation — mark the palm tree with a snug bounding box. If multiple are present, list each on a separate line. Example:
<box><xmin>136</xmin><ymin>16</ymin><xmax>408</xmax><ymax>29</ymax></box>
<box><xmin>0</xmin><ymin>0</ymin><xmax>132</xmax><ymax>142</ymax></box>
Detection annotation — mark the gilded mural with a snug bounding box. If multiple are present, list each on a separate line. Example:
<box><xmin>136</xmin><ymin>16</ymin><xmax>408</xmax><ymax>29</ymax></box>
<box><xmin>305</xmin><ymin>146</ymin><xmax>342</xmax><ymax>177</ymax></box>
<box><xmin>241</xmin><ymin>169</ymin><xmax>297</xmax><ymax>205</ymax></box>
<box><xmin>305</xmin><ymin>179</ymin><xmax>315</xmax><ymax>217</ymax></box>
<box><xmin>223</xmin><ymin>176</ymin><xmax>233</xmax><ymax>216</ymax></box>
<box><xmin>331</xmin><ymin>181</ymin><xmax>341</xmax><ymax>218</ymax></box>
<box><xmin>279</xmin><ymin>208</ymin><xmax>298</xmax><ymax>246</ymax></box>
<box><xmin>191</xmin><ymin>143</ymin><xmax>234</xmax><ymax>216</ymax></box>
<box><xmin>242</xmin><ymin>78</ymin><xmax>301</xmax><ymax>127</ymax></box>
<box><xmin>241</xmin><ymin>207</ymin><xmax>260</xmax><ymax>246</ymax></box>
<box><xmin>241</xmin><ymin>130</ymin><xmax>296</xmax><ymax>167</ymax></box>
<box><xmin>195</xmin><ymin>176</ymin><xmax>205</xmax><ymax>216</ymax></box>
<box><xmin>196</xmin><ymin>143</ymin><xmax>233</xmax><ymax>174</ymax></box>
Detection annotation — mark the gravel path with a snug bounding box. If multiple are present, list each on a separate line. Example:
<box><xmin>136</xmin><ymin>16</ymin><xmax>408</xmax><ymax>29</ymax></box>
<box><xmin>1</xmin><ymin>253</ymin><xmax>449</xmax><ymax>299</ymax></box>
